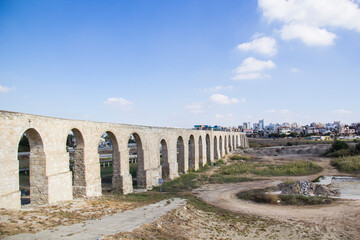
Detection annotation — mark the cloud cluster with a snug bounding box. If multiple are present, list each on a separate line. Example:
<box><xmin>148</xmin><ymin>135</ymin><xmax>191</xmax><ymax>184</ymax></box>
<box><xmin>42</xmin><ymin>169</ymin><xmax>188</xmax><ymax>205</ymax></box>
<box><xmin>332</xmin><ymin>109</ymin><xmax>352</xmax><ymax>114</ymax></box>
<box><xmin>265</xmin><ymin>109</ymin><xmax>291</xmax><ymax>114</ymax></box>
<box><xmin>237</xmin><ymin>35</ymin><xmax>277</xmax><ymax>56</ymax></box>
<box><xmin>202</xmin><ymin>85</ymin><xmax>233</xmax><ymax>92</ymax></box>
<box><xmin>209</xmin><ymin>94</ymin><xmax>245</xmax><ymax>105</ymax></box>
<box><xmin>0</xmin><ymin>84</ymin><xmax>15</xmax><ymax>93</ymax></box>
<box><xmin>185</xmin><ymin>102</ymin><xmax>204</xmax><ymax>114</ymax></box>
<box><xmin>259</xmin><ymin>0</ymin><xmax>360</xmax><ymax>46</ymax></box>
<box><xmin>104</xmin><ymin>97</ymin><xmax>133</xmax><ymax>108</ymax></box>
<box><xmin>232</xmin><ymin>57</ymin><xmax>276</xmax><ymax>80</ymax></box>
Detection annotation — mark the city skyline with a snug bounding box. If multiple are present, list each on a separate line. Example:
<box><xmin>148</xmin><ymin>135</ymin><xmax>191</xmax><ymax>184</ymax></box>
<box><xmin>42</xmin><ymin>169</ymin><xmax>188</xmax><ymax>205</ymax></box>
<box><xmin>1</xmin><ymin>1</ymin><xmax>360</xmax><ymax>128</ymax></box>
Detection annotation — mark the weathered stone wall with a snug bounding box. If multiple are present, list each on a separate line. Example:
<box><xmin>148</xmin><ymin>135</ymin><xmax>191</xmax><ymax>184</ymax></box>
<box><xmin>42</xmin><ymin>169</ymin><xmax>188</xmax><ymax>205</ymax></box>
<box><xmin>0</xmin><ymin>111</ymin><xmax>248</xmax><ymax>209</ymax></box>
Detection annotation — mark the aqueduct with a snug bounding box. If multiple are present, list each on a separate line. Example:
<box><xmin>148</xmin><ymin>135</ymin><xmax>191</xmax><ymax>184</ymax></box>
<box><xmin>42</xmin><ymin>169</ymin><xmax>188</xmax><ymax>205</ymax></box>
<box><xmin>0</xmin><ymin>111</ymin><xmax>248</xmax><ymax>209</ymax></box>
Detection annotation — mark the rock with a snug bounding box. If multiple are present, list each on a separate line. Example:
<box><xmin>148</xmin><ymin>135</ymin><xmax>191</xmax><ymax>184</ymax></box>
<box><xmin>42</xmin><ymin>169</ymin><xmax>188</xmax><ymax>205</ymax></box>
<box><xmin>281</xmin><ymin>180</ymin><xmax>339</xmax><ymax>197</ymax></box>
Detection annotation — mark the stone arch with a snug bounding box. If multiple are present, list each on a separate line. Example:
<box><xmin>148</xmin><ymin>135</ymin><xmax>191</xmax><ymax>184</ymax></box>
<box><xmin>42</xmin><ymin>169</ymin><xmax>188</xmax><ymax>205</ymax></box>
<box><xmin>214</xmin><ymin>136</ymin><xmax>218</xmax><ymax>160</ymax></box>
<box><xmin>160</xmin><ymin>139</ymin><xmax>169</xmax><ymax>179</ymax></box>
<box><xmin>66</xmin><ymin>128</ymin><xmax>86</xmax><ymax>197</ymax></box>
<box><xmin>206</xmin><ymin>134</ymin><xmax>211</xmax><ymax>164</ymax></box>
<box><xmin>198</xmin><ymin>136</ymin><xmax>204</xmax><ymax>166</ymax></box>
<box><xmin>177</xmin><ymin>136</ymin><xmax>185</xmax><ymax>174</ymax></box>
<box><xmin>188</xmin><ymin>135</ymin><xmax>195</xmax><ymax>170</ymax></box>
<box><xmin>18</xmin><ymin>128</ymin><xmax>48</xmax><ymax>205</ymax></box>
<box><xmin>128</xmin><ymin>133</ymin><xmax>145</xmax><ymax>187</ymax></box>
<box><xmin>106</xmin><ymin>131</ymin><xmax>121</xmax><ymax>192</ymax></box>
<box><xmin>97</xmin><ymin>131</ymin><xmax>120</xmax><ymax>193</ymax></box>
<box><xmin>219</xmin><ymin>135</ymin><xmax>223</xmax><ymax>157</ymax></box>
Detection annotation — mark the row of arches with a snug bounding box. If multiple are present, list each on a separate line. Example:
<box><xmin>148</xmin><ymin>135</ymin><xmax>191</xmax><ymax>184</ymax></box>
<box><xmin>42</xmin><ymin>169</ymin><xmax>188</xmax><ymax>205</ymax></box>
<box><xmin>17</xmin><ymin>128</ymin><xmax>244</xmax><ymax>206</ymax></box>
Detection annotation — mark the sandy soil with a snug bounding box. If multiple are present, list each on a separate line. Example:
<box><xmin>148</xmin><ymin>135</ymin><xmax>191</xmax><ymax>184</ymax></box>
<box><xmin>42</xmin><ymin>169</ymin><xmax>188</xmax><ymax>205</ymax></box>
<box><xmin>192</xmin><ymin>147</ymin><xmax>360</xmax><ymax>239</ymax></box>
<box><xmin>107</xmin><ymin>203</ymin><xmax>330</xmax><ymax>240</ymax></box>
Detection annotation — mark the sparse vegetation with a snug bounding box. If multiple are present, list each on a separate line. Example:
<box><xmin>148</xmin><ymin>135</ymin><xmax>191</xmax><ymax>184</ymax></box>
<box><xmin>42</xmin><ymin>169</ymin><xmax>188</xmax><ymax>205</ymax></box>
<box><xmin>219</xmin><ymin>160</ymin><xmax>322</xmax><ymax>177</ymax></box>
<box><xmin>331</xmin><ymin>156</ymin><xmax>360</xmax><ymax>173</ymax></box>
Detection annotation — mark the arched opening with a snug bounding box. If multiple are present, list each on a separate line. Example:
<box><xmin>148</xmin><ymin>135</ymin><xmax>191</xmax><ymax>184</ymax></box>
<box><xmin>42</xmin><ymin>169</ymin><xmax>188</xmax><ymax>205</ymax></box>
<box><xmin>160</xmin><ymin>139</ymin><xmax>169</xmax><ymax>179</ymax></box>
<box><xmin>224</xmin><ymin>135</ymin><xmax>228</xmax><ymax>154</ymax></box>
<box><xmin>98</xmin><ymin>131</ymin><xmax>119</xmax><ymax>193</ymax></box>
<box><xmin>17</xmin><ymin>128</ymin><xmax>47</xmax><ymax>205</ymax></box>
<box><xmin>214</xmin><ymin>136</ymin><xmax>218</xmax><ymax>160</ymax></box>
<box><xmin>198</xmin><ymin>136</ymin><xmax>203</xmax><ymax>166</ymax></box>
<box><xmin>177</xmin><ymin>136</ymin><xmax>185</xmax><ymax>174</ymax></box>
<box><xmin>66</xmin><ymin>129</ymin><xmax>85</xmax><ymax>197</ymax></box>
<box><xmin>233</xmin><ymin>135</ymin><xmax>235</xmax><ymax>151</ymax></box>
<box><xmin>206</xmin><ymin>134</ymin><xmax>211</xmax><ymax>164</ymax></box>
<box><xmin>236</xmin><ymin>135</ymin><xmax>239</xmax><ymax>148</ymax></box>
<box><xmin>219</xmin><ymin>136</ymin><xmax>223</xmax><ymax>157</ymax></box>
<box><xmin>128</xmin><ymin>133</ymin><xmax>145</xmax><ymax>188</ymax></box>
<box><xmin>188</xmin><ymin>135</ymin><xmax>195</xmax><ymax>170</ymax></box>
<box><xmin>18</xmin><ymin>133</ymin><xmax>30</xmax><ymax>205</ymax></box>
<box><xmin>228</xmin><ymin>135</ymin><xmax>231</xmax><ymax>152</ymax></box>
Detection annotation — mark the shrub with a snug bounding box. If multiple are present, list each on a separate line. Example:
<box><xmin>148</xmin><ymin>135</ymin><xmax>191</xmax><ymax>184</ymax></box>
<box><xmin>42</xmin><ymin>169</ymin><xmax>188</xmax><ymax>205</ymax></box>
<box><xmin>286</xmin><ymin>142</ymin><xmax>293</xmax><ymax>146</ymax></box>
<box><xmin>130</xmin><ymin>163</ymin><xmax>137</xmax><ymax>177</ymax></box>
<box><xmin>325</xmin><ymin>140</ymin><xmax>358</xmax><ymax>157</ymax></box>
<box><xmin>326</xmin><ymin>148</ymin><xmax>356</xmax><ymax>157</ymax></box>
<box><xmin>356</xmin><ymin>143</ymin><xmax>360</xmax><ymax>153</ymax></box>
<box><xmin>331</xmin><ymin>140</ymin><xmax>349</xmax><ymax>151</ymax></box>
<box><xmin>216</xmin><ymin>159</ymin><xmax>225</xmax><ymax>166</ymax></box>
<box><xmin>230</xmin><ymin>155</ymin><xmax>252</xmax><ymax>161</ymax></box>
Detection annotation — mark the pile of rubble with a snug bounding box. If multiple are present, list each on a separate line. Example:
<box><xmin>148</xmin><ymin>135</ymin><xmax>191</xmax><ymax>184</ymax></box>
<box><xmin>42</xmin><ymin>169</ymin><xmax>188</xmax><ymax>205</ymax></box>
<box><xmin>281</xmin><ymin>180</ymin><xmax>339</xmax><ymax>197</ymax></box>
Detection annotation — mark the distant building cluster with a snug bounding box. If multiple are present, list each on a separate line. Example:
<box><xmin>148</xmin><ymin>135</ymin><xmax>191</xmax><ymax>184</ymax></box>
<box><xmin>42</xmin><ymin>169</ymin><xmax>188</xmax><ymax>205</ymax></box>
<box><xmin>193</xmin><ymin>120</ymin><xmax>360</xmax><ymax>139</ymax></box>
<box><xmin>193</xmin><ymin>125</ymin><xmax>240</xmax><ymax>132</ymax></box>
<box><xmin>238</xmin><ymin>120</ymin><xmax>360</xmax><ymax>139</ymax></box>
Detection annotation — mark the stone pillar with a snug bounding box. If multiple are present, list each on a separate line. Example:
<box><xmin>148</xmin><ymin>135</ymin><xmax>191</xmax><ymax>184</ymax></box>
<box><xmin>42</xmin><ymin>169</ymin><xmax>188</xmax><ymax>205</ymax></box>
<box><xmin>168</xmin><ymin>139</ymin><xmax>179</xmax><ymax>179</ymax></box>
<box><xmin>84</xmin><ymin>149</ymin><xmax>102</xmax><ymax>197</ymax></box>
<box><xmin>0</xmin><ymin>130</ymin><xmax>21</xmax><ymax>209</ymax></box>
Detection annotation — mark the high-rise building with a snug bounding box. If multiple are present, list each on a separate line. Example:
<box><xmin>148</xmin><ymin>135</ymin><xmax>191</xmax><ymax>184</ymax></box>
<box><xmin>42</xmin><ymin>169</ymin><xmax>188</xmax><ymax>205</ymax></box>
<box><xmin>243</xmin><ymin>122</ymin><xmax>251</xmax><ymax>129</ymax></box>
<box><xmin>258</xmin><ymin>119</ymin><xmax>264</xmax><ymax>130</ymax></box>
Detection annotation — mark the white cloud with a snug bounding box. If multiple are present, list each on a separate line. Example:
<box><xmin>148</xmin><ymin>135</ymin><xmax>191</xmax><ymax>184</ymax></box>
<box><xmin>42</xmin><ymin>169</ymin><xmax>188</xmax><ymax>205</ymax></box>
<box><xmin>232</xmin><ymin>57</ymin><xmax>276</xmax><ymax>80</ymax></box>
<box><xmin>258</xmin><ymin>0</ymin><xmax>360</xmax><ymax>46</ymax></box>
<box><xmin>281</xmin><ymin>23</ymin><xmax>336</xmax><ymax>46</ymax></box>
<box><xmin>185</xmin><ymin>102</ymin><xmax>204</xmax><ymax>114</ymax></box>
<box><xmin>265</xmin><ymin>109</ymin><xmax>291</xmax><ymax>114</ymax></box>
<box><xmin>0</xmin><ymin>84</ymin><xmax>15</xmax><ymax>93</ymax></box>
<box><xmin>215</xmin><ymin>114</ymin><xmax>224</xmax><ymax>119</ymax></box>
<box><xmin>203</xmin><ymin>85</ymin><xmax>233</xmax><ymax>92</ymax></box>
<box><xmin>209</xmin><ymin>94</ymin><xmax>245</xmax><ymax>105</ymax></box>
<box><xmin>104</xmin><ymin>97</ymin><xmax>134</xmax><ymax>108</ymax></box>
<box><xmin>237</xmin><ymin>35</ymin><xmax>278</xmax><ymax>56</ymax></box>
<box><xmin>264</xmin><ymin>109</ymin><xmax>276</xmax><ymax>113</ymax></box>
<box><xmin>332</xmin><ymin>109</ymin><xmax>352</xmax><ymax>114</ymax></box>
<box><xmin>291</xmin><ymin>67</ymin><xmax>299</xmax><ymax>73</ymax></box>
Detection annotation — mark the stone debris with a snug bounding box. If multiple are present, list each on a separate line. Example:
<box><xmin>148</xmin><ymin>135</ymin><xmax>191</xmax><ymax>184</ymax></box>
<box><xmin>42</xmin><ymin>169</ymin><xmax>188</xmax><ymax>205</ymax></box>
<box><xmin>281</xmin><ymin>180</ymin><xmax>339</xmax><ymax>197</ymax></box>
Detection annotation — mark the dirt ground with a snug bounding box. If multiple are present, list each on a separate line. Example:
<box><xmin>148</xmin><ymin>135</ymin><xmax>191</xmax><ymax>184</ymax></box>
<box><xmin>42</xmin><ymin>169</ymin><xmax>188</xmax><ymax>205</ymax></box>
<box><xmin>109</xmin><ymin>146</ymin><xmax>360</xmax><ymax>240</ymax></box>
<box><xmin>191</xmin><ymin>148</ymin><xmax>360</xmax><ymax>240</ymax></box>
<box><xmin>2</xmin><ymin>144</ymin><xmax>360</xmax><ymax>239</ymax></box>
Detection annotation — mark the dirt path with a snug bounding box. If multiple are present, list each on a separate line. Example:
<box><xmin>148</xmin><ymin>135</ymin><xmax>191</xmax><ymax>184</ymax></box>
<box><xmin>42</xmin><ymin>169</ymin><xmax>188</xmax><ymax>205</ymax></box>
<box><xmin>5</xmin><ymin>198</ymin><xmax>186</xmax><ymax>240</ymax></box>
<box><xmin>193</xmin><ymin>156</ymin><xmax>360</xmax><ymax>239</ymax></box>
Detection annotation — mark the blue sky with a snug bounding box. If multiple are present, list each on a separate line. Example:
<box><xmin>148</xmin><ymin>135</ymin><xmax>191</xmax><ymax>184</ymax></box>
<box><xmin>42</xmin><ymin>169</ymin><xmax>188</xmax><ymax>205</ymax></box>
<box><xmin>1</xmin><ymin>0</ymin><xmax>360</xmax><ymax>128</ymax></box>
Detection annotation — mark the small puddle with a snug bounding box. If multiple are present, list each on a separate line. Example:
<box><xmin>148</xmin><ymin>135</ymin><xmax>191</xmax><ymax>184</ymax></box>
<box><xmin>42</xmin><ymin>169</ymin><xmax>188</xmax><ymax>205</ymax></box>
<box><xmin>317</xmin><ymin>176</ymin><xmax>360</xmax><ymax>200</ymax></box>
